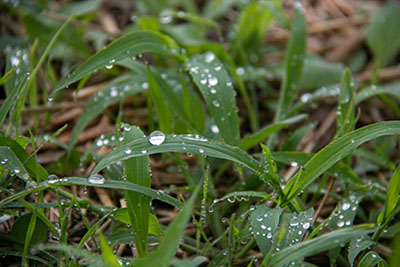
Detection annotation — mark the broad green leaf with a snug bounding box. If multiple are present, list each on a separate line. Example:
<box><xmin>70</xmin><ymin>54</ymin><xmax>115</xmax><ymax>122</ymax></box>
<box><xmin>131</xmin><ymin>182</ymin><xmax>201</xmax><ymax>267</ymax></box>
<box><xmin>250</xmin><ymin>205</ymin><xmax>283</xmax><ymax>255</ymax></box>
<box><xmin>300</xmin><ymin>56</ymin><xmax>344</xmax><ymax>90</ymax></box>
<box><xmin>336</xmin><ymin>69</ymin><xmax>356</xmax><ymax>138</ymax></box>
<box><xmin>68</xmin><ymin>76</ymin><xmax>145</xmax><ymax>150</ymax></box>
<box><xmin>147</xmin><ymin>68</ymin><xmax>174</xmax><ymax>133</ymax></box>
<box><xmin>269</xmin><ymin>224</ymin><xmax>375</xmax><ymax>266</ymax></box>
<box><xmin>348</xmin><ymin>236</ymin><xmax>376</xmax><ymax>266</ymax></box>
<box><xmin>241</xmin><ymin>114</ymin><xmax>307</xmax><ymax>150</ymax></box>
<box><xmin>91</xmin><ymin>134</ymin><xmax>280</xmax><ymax>187</ymax></box>
<box><xmin>281</xmin><ymin>121</ymin><xmax>400</xmax><ymax>204</ymax></box>
<box><xmin>327</xmin><ymin>197</ymin><xmax>360</xmax><ymax>230</ymax></box>
<box><xmin>358</xmin><ymin>251</ymin><xmax>387</xmax><ymax>267</ymax></box>
<box><xmin>278</xmin><ymin>209</ymin><xmax>313</xmax><ymax>251</ymax></box>
<box><xmin>384</xmin><ymin>165</ymin><xmax>400</xmax><ymax>219</ymax></box>
<box><xmin>274</xmin><ymin>2</ymin><xmax>306</xmax><ymax>121</ymax></box>
<box><xmin>186</xmin><ymin>52</ymin><xmax>240</xmax><ymax>146</ymax></box>
<box><xmin>54</xmin><ymin>31</ymin><xmax>181</xmax><ymax>94</ymax></box>
<box><xmin>11</xmin><ymin>213</ymin><xmax>48</xmax><ymax>252</ymax></box>
<box><xmin>57</xmin><ymin>0</ymin><xmax>101</xmax><ymax>16</ymax></box>
<box><xmin>98</xmin><ymin>232</ymin><xmax>121</xmax><ymax>267</ymax></box>
<box><xmin>0</xmin><ymin>146</ymin><xmax>29</xmax><ymax>181</ymax></box>
<box><xmin>123</xmin><ymin>125</ymin><xmax>151</xmax><ymax>257</ymax></box>
<box><xmin>366</xmin><ymin>3</ymin><xmax>400</xmax><ymax>68</ymax></box>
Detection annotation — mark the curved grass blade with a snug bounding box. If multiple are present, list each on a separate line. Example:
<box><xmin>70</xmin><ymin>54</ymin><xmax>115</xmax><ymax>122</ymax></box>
<box><xmin>123</xmin><ymin>125</ymin><xmax>151</xmax><ymax>257</ymax></box>
<box><xmin>241</xmin><ymin>114</ymin><xmax>307</xmax><ymax>150</ymax></box>
<box><xmin>131</xmin><ymin>183</ymin><xmax>201</xmax><ymax>267</ymax></box>
<box><xmin>281</xmin><ymin>121</ymin><xmax>400</xmax><ymax>204</ymax></box>
<box><xmin>98</xmin><ymin>232</ymin><xmax>121</xmax><ymax>267</ymax></box>
<box><xmin>0</xmin><ymin>178</ymin><xmax>182</xmax><ymax>209</ymax></box>
<box><xmin>54</xmin><ymin>31</ymin><xmax>181</xmax><ymax>94</ymax></box>
<box><xmin>336</xmin><ymin>69</ymin><xmax>356</xmax><ymax>138</ymax></box>
<box><xmin>0</xmin><ymin>76</ymin><xmax>28</xmax><ymax>126</ymax></box>
<box><xmin>68</xmin><ymin>76</ymin><xmax>144</xmax><ymax>150</ymax></box>
<box><xmin>91</xmin><ymin>134</ymin><xmax>280</xmax><ymax>187</ymax></box>
<box><xmin>186</xmin><ymin>52</ymin><xmax>240</xmax><ymax>145</ymax></box>
<box><xmin>274</xmin><ymin>2</ymin><xmax>306</xmax><ymax>122</ymax></box>
<box><xmin>269</xmin><ymin>224</ymin><xmax>375</xmax><ymax>266</ymax></box>
<box><xmin>211</xmin><ymin>191</ymin><xmax>274</xmax><ymax>207</ymax></box>
<box><xmin>358</xmin><ymin>251</ymin><xmax>387</xmax><ymax>267</ymax></box>
<box><xmin>355</xmin><ymin>82</ymin><xmax>400</xmax><ymax>104</ymax></box>
<box><xmin>383</xmin><ymin>165</ymin><xmax>400</xmax><ymax>220</ymax></box>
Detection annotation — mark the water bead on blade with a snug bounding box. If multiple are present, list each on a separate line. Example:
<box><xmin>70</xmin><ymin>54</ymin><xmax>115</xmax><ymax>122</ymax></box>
<box><xmin>149</xmin><ymin>131</ymin><xmax>166</xmax><ymax>146</ymax></box>
<box><xmin>88</xmin><ymin>174</ymin><xmax>105</xmax><ymax>185</ymax></box>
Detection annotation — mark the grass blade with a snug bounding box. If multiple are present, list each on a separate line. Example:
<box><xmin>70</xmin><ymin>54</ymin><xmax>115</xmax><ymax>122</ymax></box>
<box><xmin>281</xmin><ymin>121</ymin><xmax>400</xmax><ymax>204</ymax></box>
<box><xmin>123</xmin><ymin>125</ymin><xmax>151</xmax><ymax>257</ymax></box>
<box><xmin>336</xmin><ymin>68</ymin><xmax>356</xmax><ymax>138</ymax></box>
<box><xmin>384</xmin><ymin>166</ymin><xmax>400</xmax><ymax>219</ymax></box>
<box><xmin>54</xmin><ymin>31</ymin><xmax>181</xmax><ymax>94</ymax></box>
<box><xmin>269</xmin><ymin>224</ymin><xmax>375</xmax><ymax>266</ymax></box>
<box><xmin>186</xmin><ymin>52</ymin><xmax>240</xmax><ymax>145</ymax></box>
<box><xmin>274</xmin><ymin>2</ymin><xmax>306</xmax><ymax>121</ymax></box>
<box><xmin>131</xmin><ymin>182</ymin><xmax>201</xmax><ymax>267</ymax></box>
<box><xmin>91</xmin><ymin>134</ymin><xmax>280</xmax><ymax>187</ymax></box>
<box><xmin>241</xmin><ymin>114</ymin><xmax>307</xmax><ymax>150</ymax></box>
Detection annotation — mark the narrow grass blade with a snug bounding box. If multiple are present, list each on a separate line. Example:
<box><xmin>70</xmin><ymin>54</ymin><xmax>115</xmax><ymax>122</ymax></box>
<box><xmin>123</xmin><ymin>125</ymin><xmax>151</xmax><ymax>257</ymax></box>
<box><xmin>358</xmin><ymin>251</ymin><xmax>387</xmax><ymax>267</ymax></box>
<box><xmin>68</xmin><ymin>76</ymin><xmax>144</xmax><ymax>150</ymax></box>
<box><xmin>98</xmin><ymin>232</ymin><xmax>121</xmax><ymax>267</ymax></box>
<box><xmin>186</xmin><ymin>52</ymin><xmax>240</xmax><ymax>145</ymax></box>
<box><xmin>211</xmin><ymin>191</ymin><xmax>274</xmax><ymax>207</ymax></box>
<box><xmin>281</xmin><ymin>121</ymin><xmax>400</xmax><ymax>203</ymax></box>
<box><xmin>274</xmin><ymin>2</ymin><xmax>306</xmax><ymax>121</ymax></box>
<box><xmin>54</xmin><ymin>31</ymin><xmax>181</xmax><ymax>94</ymax></box>
<box><xmin>77</xmin><ymin>211</ymin><xmax>111</xmax><ymax>249</ymax></box>
<box><xmin>0</xmin><ymin>76</ymin><xmax>28</xmax><ymax>126</ymax></box>
<box><xmin>91</xmin><ymin>134</ymin><xmax>280</xmax><ymax>187</ymax></box>
<box><xmin>241</xmin><ymin>114</ymin><xmax>307</xmax><ymax>150</ymax></box>
<box><xmin>384</xmin><ymin>166</ymin><xmax>400</xmax><ymax>219</ymax></box>
<box><xmin>355</xmin><ymin>83</ymin><xmax>400</xmax><ymax>104</ymax></box>
<box><xmin>147</xmin><ymin>68</ymin><xmax>174</xmax><ymax>133</ymax></box>
<box><xmin>131</xmin><ymin>182</ymin><xmax>201</xmax><ymax>267</ymax></box>
<box><xmin>269</xmin><ymin>224</ymin><xmax>375</xmax><ymax>266</ymax></box>
<box><xmin>336</xmin><ymin>69</ymin><xmax>356</xmax><ymax>138</ymax></box>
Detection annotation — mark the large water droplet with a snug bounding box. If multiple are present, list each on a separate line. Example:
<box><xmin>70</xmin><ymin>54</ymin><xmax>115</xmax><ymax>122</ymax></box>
<box><xmin>88</xmin><ymin>174</ymin><xmax>105</xmax><ymax>185</ymax></box>
<box><xmin>47</xmin><ymin>174</ymin><xmax>59</xmax><ymax>184</ymax></box>
<box><xmin>125</xmin><ymin>148</ymin><xmax>132</xmax><ymax>154</ymax></box>
<box><xmin>337</xmin><ymin>221</ymin><xmax>345</xmax><ymax>228</ymax></box>
<box><xmin>342</xmin><ymin>202</ymin><xmax>351</xmax><ymax>211</ymax></box>
<box><xmin>261</xmin><ymin>225</ymin><xmax>267</xmax><ymax>230</ymax></box>
<box><xmin>149</xmin><ymin>131</ymin><xmax>166</xmax><ymax>146</ymax></box>
<box><xmin>267</xmin><ymin>232</ymin><xmax>272</xmax><ymax>239</ymax></box>
<box><xmin>209</xmin><ymin>77</ymin><xmax>218</xmax><ymax>86</ymax></box>
<box><xmin>211</xmin><ymin>124</ymin><xmax>219</xmax><ymax>133</ymax></box>
<box><xmin>205</xmin><ymin>53</ymin><xmax>215</xmax><ymax>63</ymax></box>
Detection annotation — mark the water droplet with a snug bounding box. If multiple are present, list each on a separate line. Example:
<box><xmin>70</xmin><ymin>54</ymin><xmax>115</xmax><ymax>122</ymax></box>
<box><xmin>96</xmin><ymin>139</ymin><xmax>103</xmax><ymax>147</ymax></box>
<box><xmin>261</xmin><ymin>225</ymin><xmax>267</xmax><ymax>230</ymax></box>
<box><xmin>200</xmin><ymin>79</ymin><xmax>207</xmax><ymax>84</ymax></box>
<box><xmin>211</xmin><ymin>124</ymin><xmax>219</xmax><ymax>133</ymax></box>
<box><xmin>209</xmin><ymin>77</ymin><xmax>218</xmax><ymax>86</ymax></box>
<box><xmin>205</xmin><ymin>53</ymin><xmax>215</xmax><ymax>63</ymax></box>
<box><xmin>337</xmin><ymin>221</ymin><xmax>345</xmax><ymax>228</ymax></box>
<box><xmin>142</xmin><ymin>82</ymin><xmax>149</xmax><ymax>89</ymax></box>
<box><xmin>236</xmin><ymin>67</ymin><xmax>245</xmax><ymax>76</ymax></box>
<box><xmin>160</xmin><ymin>10</ymin><xmax>173</xmax><ymax>24</ymax></box>
<box><xmin>141</xmin><ymin>149</ymin><xmax>147</xmax><ymax>154</ymax></box>
<box><xmin>47</xmin><ymin>174</ymin><xmax>59</xmax><ymax>184</ymax></box>
<box><xmin>199</xmin><ymin>148</ymin><xmax>205</xmax><ymax>153</ymax></box>
<box><xmin>290</xmin><ymin>162</ymin><xmax>298</xmax><ymax>167</ymax></box>
<box><xmin>210</xmin><ymin>88</ymin><xmax>217</xmax><ymax>94</ymax></box>
<box><xmin>372</xmin><ymin>254</ymin><xmax>377</xmax><ymax>258</ymax></box>
<box><xmin>342</xmin><ymin>202</ymin><xmax>351</xmax><ymax>211</ymax></box>
<box><xmin>149</xmin><ymin>131</ymin><xmax>166</xmax><ymax>146</ymax></box>
<box><xmin>351</xmin><ymin>139</ymin><xmax>355</xmax><ymax>144</ymax></box>
<box><xmin>125</xmin><ymin>148</ymin><xmax>132</xmax><ymax>154</ymax></box>
<box><xmin>88</xmin><ymin>174</ymin><xmax>105</xmax><ymax>185</ymax></box>
<box><xmin>290</xmin><ymin>219</ymin><xmax>299</xmax><ymax>227</ymax></box>
<box><xmin>14</xmin><ymin>169</ymin><xmax>20</xmax><ymax>174</ymax></box>
<box><xmin>302</xmin><ymin>222</ymin><xmax>310</xmax><ymax>230</ymax></box>
<box><xmin>267</xmin><ymin>232</ymin><xmax>272</xmax><ymax>239</ymax></box>
<box><xmin>214</xmin><ymin>65</ymin><xmax>222</xmax><ymax>71</ymax></box>
<box><xmin>110</xmin><ymin>87</ymin><xmax>118</xmax><ymax>97</ymax></box>
<box><xmin>256</xmin><ymin>217</ymin><xmax>263</xmax><ymax>222</ymax></box>
<box><xmin>300</xmin><ymin>93</ymin><xmax>312</xmax><ymax>103</ymax></box>
<box><xmin>212</xmin><ymin>100</ymin><xmax>220</xmax><ymax>107</ymax></box>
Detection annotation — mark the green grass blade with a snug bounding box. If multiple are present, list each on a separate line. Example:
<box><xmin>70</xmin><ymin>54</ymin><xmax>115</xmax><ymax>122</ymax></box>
<box><xmin>355</xmin><ymin>82</ymin><xmax>400</xmax><ymax>104</ymax></box>
<box><xmin>68</xmin><ymin>76</ymin><xmax>144</xmax><ymax>150</ymax></box>
<box><xmin>131</xmin><ymin>182</ymin><xmax>201</xmax><ymax>267</ymax></box>
<box><xmin>358</xmin><ymin>251</ymin><xmax>387</xmax><ymax>267</ymax></box>
<box><xmin>123</xmin><ymin>125</ymin><xmax>151</xmax><ymax>257</ymax></box>
<box><xmin>77</xmin><ymin>211</ymin><xmax>111</xmax><ymax>249</ymax></box>
<box><xmin>282</xmin><ymin>121</ymin><xmax>400</xmax><ymax>203</ymax></box>
<box><xmin>336</xmin><ymin>69</ymin><xmax>356</xmax><ymax>138</ymax></box>
<box><xmin>384</xmin><ymin>165</ymin><xmax>400</xmax><ymax>219</ymax></box>
<box><xmin>0</xmin><ymin>146</ymin><xmax>30</xmax><ymax>181</ymax></box>
<box><xmin>186</xmin><ymin>52</ymin><xmax>240</xmax><ymax>146</ymax></box>
<box><xmin>0</xmin><ymin>67</ymin><xmax>15</xmax><ymax>86</ymax></box>
<box><xmin>147</xmin><ymin>68</ymin><xmax>174</xmax><ymax>133</ymax></box>
<box><xmin>91</xmin><ymin>134</ymin><xmax>280</xmax><ymax>188</ymax></box>
<box><xmin>241</xmin><ymin>114</ymin><xmax>307</xmax><ymax>150</ymax></box>
<box><xmin>269</xmin><ymin>224</ymin><xmax>375</xmax><ymax>266</ymax></box>
<box><xmin>0</xmin><ymin>76</ymin><xmax>28</xmax><ymax>126</ymax></box>
<box><xmin>274</xmin><ymin>2</ymin><xmax>306</xmax><ymax>122</ymax></box>
<box><xmin>54</xmin><ymin>31</ymin><xmax>181</xmax><ymax>94</ymax></box>
<box><xmin>98</xmin><ymin>232</ymin><xmax>121</xmax><ymax>267</ymax></box>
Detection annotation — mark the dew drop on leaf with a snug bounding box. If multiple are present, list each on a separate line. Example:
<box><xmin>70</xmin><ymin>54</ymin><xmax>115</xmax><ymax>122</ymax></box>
<box><xmin>88</xmin><ymin>174</ymin><xmax>105</xmax><ymax>185</ymax></box>
<box><xmin>149</xmin><ymin>131</ymin><xmax>166</xmax><ymax>146</ymax></box>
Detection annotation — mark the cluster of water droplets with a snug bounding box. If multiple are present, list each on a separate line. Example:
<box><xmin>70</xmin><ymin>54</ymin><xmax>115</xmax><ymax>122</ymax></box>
<box><xmin>328</xmin><ymin>196</ymin><xmax>359</xmax><ymax>229</ymax></box>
